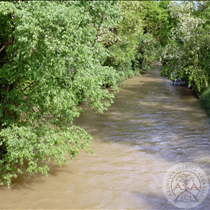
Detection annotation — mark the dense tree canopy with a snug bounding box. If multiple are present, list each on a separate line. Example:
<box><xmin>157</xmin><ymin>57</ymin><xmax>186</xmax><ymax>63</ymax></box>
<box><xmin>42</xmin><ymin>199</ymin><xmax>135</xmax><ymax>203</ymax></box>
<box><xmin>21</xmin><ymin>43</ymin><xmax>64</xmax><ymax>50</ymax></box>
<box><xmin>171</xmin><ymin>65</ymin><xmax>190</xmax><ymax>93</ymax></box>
<box><xmin>161</xmin><ymin>2</ymin><xmax>210</xmax><ymax>93</ymax></box>
<box><xmin>0</xmin><ymin>1</ymin><xmax>121</xmax><ymax>186</ymax></box>
<box><xmin>1</xmin><ymin>0</ymin><xmax>210</xmax><ymax>186</ymax></box>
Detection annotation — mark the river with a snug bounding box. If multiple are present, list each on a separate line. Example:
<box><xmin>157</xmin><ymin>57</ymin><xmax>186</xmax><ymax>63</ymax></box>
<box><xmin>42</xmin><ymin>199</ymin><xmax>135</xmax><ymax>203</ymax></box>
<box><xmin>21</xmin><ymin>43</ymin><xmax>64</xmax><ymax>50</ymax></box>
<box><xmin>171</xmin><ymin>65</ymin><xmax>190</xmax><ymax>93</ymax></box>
<box><xmin>0</xmin><ymin>67</ymin><xmax>210</xmax><ymax>209</ymax></box>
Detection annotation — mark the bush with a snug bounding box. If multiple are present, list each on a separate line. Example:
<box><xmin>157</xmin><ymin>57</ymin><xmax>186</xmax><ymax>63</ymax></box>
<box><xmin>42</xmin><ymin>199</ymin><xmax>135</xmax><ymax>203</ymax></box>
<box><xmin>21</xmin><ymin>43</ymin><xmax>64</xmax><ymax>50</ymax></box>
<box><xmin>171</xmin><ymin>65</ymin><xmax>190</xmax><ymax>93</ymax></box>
<box><xmin>199</xmin><ymin>87</ymin><xmax>210</xmax><ymax>115</ymax></box>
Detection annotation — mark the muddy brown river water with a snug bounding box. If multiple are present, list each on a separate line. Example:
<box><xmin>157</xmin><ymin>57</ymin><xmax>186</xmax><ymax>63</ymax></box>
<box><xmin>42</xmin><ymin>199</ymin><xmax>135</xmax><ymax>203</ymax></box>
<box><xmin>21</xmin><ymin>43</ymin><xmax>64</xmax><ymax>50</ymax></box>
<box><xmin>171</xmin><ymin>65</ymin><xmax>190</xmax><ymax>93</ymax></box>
<box><xmin>0</xmin><ymin>67</ymin><xmax>210</xmax><ymax>209</ymax></box>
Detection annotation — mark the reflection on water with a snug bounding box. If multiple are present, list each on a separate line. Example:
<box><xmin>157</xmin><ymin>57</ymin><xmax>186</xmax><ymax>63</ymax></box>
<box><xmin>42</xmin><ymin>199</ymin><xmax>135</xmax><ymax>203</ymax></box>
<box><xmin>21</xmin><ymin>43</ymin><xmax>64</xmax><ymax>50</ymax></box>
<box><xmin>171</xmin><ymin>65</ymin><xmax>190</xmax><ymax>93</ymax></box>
<box><xmin>0</xmin><ymin>67</ymin><xmax>210</xmax><ymax>209</ymax></box>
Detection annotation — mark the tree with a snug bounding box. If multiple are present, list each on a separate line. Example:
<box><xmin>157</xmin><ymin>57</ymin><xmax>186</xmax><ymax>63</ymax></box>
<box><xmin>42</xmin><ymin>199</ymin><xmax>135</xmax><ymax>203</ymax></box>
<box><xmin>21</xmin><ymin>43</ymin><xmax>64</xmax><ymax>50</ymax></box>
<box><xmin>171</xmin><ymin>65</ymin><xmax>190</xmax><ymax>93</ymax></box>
<box><xmin>161</xmin><ymin>2</ymin><xmax>210</xmax><ymax>94</ymax></box>
<box><xmin>0</xmin><ymin>1</ymin><xmax>120</xmax><ymax>186</ymax></box>
<box><xmin>103</xmin><ymin>1</ymin><xmax>144</xmax><ymax>76</ymax></box>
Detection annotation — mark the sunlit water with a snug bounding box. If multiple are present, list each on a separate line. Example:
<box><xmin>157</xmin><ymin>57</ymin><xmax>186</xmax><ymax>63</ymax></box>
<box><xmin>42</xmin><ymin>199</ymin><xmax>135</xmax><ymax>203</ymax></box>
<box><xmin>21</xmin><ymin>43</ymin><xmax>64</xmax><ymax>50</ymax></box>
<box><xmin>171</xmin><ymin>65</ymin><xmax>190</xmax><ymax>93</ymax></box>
<box><xmin>1</xmin><ymin>67</ymin><xmax>210</xmax><ymax>209</ymax></box>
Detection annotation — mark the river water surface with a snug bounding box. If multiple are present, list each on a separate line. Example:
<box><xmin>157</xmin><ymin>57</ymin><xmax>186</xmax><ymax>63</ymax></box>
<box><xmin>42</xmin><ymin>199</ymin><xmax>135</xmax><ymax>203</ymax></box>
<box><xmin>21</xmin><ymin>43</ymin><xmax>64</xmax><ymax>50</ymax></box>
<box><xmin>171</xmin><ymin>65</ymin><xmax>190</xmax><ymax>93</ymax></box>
<box><xmin>1</xmin><ymin>67</ymin><xmax>210</xmax><ymax>209</ymax></box>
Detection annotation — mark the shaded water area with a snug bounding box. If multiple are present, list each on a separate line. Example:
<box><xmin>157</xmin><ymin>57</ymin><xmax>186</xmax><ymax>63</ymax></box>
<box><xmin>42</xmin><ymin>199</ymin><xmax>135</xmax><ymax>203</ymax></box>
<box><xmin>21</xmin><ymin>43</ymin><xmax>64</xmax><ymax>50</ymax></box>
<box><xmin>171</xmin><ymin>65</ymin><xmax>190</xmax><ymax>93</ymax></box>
<box><xmin>1</xmin><ymin>67</ymin><xmax>210</xmax><ymax>209</ymax></box>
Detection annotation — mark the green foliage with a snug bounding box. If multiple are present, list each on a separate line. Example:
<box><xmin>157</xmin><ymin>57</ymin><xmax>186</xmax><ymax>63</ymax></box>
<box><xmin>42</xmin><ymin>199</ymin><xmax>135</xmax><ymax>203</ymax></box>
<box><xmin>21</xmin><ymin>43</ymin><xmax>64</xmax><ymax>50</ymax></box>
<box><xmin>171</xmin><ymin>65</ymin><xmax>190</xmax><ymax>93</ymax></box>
<box><xmin>161</xmin><ymin>2</ymin><xmax>210</xmax><ymax>94</ymax></box>
<box><xmin>135</xmin><ymin>33</ymin><xmax>160</xmax><ymax>71</ymax></box>
<box><xmin>141</xmin><ymin>1</ymin><xmax>169</xmax><ymax>37</ymax></box>
<box><xmin>0</xmin><ymin>125</ymin><xmax>92</xmax><ymax>186</ymax></box>
<box><xmin>0</xmin><ymin>1</ymin><xmax>120</xmax><ymax>186</ymax></box>
<box><xmin>199</xmin><ymin>87</ymin><xmax>210</xmax><ymax>116</ymax></box>
<box><xmin>103</xmin><ymin>1</ymin><xmax>144</xmax><ymax>76</ymax></box>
